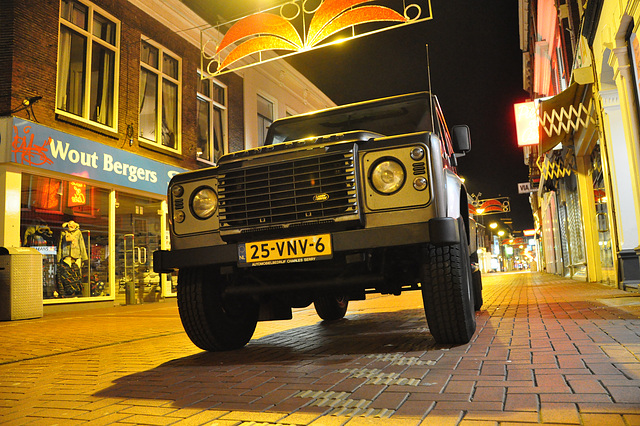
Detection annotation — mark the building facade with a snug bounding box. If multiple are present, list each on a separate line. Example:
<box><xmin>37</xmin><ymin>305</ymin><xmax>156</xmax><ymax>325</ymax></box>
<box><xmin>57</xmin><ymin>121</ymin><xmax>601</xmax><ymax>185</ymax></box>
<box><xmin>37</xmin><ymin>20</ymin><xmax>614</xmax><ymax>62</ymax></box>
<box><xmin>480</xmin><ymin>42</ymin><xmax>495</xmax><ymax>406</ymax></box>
<box><xmin>518</xmin><ymin>0</ymin><xmax>640</xmax><ymax>290</ymax></box>
<box><xmin>0</xmin><ymin>0</ymin><xmax>334</xmax><ymax>311</ymax></box>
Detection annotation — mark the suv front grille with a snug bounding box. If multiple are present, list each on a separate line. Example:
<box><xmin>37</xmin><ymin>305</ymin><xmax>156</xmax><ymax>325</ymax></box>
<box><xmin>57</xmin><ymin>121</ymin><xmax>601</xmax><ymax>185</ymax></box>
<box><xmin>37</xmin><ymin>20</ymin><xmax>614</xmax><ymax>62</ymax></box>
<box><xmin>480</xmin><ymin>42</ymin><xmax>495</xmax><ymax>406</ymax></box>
<box><xmin>218</xmin><ymin>148</ymin><xmax>359</xmax><ymax>234</ymax></box>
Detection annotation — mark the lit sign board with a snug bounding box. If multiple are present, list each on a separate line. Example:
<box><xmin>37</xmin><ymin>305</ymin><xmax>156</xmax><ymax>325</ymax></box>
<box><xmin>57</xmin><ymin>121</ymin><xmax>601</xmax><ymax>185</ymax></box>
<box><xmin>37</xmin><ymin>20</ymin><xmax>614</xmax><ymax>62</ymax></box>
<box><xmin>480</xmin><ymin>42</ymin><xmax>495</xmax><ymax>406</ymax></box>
<box><xmin>514</xmin><ymin>101</ymin><xmax>539</xmax><ymax>147</ymax></box>
<box><xmin>68</xmin><ymin>181</ymin><xmax>86</xmax><ymax>207</ymax></box>
<box><xmin>6</xmin><ymin>118</ymin><xmax>187</xmax><ymax>195</ymax></box>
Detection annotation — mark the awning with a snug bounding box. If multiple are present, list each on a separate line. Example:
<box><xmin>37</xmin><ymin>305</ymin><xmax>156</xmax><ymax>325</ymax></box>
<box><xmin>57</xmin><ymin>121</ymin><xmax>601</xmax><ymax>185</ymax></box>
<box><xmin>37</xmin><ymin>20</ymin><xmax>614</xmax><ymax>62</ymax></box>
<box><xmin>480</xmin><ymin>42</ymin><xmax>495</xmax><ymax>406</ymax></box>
<box><xmin>538</xmin><ymin>81</ymin><xmax>596</xmax><ymax>154</ymax></box>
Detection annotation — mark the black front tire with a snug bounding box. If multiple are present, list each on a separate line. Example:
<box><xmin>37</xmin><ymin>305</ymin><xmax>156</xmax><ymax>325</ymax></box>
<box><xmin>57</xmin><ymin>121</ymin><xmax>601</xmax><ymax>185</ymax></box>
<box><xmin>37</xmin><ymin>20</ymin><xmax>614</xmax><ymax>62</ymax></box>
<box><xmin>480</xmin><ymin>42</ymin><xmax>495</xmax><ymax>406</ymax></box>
<box><xmin>177</xmin><ymin>266</ymin><xmax>258</xmax><ymax>351</ymax></box>
<box><xmin>314</xmin><ymin>294</ymin><xmax>349</xmax><ymax>321</ymax></box>
<box><xmin>421</xmin><ymin>218</ymin><xmax>476</xmax><ymax>344</ymax></box>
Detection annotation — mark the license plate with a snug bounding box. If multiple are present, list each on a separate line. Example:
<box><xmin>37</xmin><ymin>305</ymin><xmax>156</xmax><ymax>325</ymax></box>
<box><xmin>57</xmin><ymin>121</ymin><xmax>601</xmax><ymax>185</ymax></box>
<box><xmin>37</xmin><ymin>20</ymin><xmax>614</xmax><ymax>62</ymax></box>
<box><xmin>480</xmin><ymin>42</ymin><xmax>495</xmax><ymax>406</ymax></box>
<box><xmin>238</xmin><ymin>234</ymin><xmax>332</xmax><ymax>266</ymax></box>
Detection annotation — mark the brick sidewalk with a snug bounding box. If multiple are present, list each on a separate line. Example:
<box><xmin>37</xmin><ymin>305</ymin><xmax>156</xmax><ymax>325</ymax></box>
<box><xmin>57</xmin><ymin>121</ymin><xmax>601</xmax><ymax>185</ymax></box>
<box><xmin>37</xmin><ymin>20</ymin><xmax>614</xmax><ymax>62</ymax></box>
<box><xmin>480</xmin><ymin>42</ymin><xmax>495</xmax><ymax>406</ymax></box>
<box><xmin>0</xmin><ymin>272</ymin><xmax>639</xmax><ymax>425</ymax></box>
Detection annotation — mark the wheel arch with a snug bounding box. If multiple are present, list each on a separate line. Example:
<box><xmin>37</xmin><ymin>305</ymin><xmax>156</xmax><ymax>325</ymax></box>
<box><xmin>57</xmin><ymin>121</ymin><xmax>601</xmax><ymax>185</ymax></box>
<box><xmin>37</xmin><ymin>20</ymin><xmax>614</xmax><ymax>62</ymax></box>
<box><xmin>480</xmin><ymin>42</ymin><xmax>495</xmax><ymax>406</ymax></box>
<box><xmin>459</xmin><ymin>185</ymin><xmax>471</xmax><ymax>246</ymax></box>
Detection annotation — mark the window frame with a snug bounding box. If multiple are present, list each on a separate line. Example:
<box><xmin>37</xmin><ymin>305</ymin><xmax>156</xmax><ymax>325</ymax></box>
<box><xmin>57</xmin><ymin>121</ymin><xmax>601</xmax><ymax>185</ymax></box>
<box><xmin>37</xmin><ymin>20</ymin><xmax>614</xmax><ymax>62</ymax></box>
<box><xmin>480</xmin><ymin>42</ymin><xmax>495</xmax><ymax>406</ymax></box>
<box><xmin>55</xmin><ymin>0</ymin><xmax>120</xmax><ymax>133</ymax></box>
<box><xmin>257</xmin><ymin>92</ymin><xmax>276</xmax><ymax>147</ymax></box>
<box><xmin>196</xmin><ymin>72</ymin><xmax>228</xmax><ymax>165</ymax></box>
<box><xmin>138</xmin><ymin>37</ymin><xmax>182</xmax><ymax>155</ymax></box>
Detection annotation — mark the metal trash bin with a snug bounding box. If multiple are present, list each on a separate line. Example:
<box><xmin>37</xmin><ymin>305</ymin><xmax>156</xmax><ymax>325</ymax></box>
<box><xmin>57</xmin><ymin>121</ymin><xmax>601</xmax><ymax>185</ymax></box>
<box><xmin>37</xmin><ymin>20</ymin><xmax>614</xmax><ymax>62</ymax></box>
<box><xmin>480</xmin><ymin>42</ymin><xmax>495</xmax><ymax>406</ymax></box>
<box><xmin>0</xmin><ymin>247</ymin><xmax>43</xmax><ymax>321</ymax></box>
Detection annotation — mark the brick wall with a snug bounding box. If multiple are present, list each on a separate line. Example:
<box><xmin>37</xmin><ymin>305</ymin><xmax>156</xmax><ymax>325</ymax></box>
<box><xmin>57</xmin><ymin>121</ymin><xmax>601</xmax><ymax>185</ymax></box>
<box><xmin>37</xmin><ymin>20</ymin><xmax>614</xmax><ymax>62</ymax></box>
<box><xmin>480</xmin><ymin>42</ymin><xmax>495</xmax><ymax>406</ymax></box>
<box><xmin>0</xmin><ymin>0</ymin><xmax>16</xmax><ymax>114</ymax></box>
<box><xmin>219</xmin><ymin>72</ymin><xmax>244</xmax><ymax>154</ymax></box>
<box><xmin>4</xmin><ymin>0</ymin><xmax>245</xmax><ymax>171</ymax></box>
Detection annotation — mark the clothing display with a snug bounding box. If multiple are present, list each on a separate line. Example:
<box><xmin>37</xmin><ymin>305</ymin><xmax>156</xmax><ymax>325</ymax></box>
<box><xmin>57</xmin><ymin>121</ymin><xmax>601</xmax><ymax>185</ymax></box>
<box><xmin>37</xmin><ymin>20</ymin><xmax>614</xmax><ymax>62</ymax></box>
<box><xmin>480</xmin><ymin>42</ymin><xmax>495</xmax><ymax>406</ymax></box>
<box><xmin>23</xmin><ymin>224</ymin><xmax>54</xmax><ymax>247</ymax></box>
<box><xmin>57</xmin><ymin>221</ymin><xmax>88</xmax><ymax>262</ymax></box>
<box><xmin>56</xmin><ymin>259</ymin><xmax>83</xmax><ymax>296</ymax></box>
<box><xmin>55</xmin><ymin>221</ymin><xmax>88</xmax><ymax>297</ymax></box>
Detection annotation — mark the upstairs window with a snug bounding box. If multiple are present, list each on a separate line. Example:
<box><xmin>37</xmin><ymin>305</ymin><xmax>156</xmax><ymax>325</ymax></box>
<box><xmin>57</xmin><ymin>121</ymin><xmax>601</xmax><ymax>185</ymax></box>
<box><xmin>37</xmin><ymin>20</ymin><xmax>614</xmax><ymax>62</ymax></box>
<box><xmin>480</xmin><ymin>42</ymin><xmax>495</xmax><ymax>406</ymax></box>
<box><xmin>56</xmin><ymin>0</ymin><xmax>119</xmax><ymax>130</ymax></box>
<box><xmin>196</xmin><ymin>74</ymin><xmax>227</xmax><ymax>164</ymax></box>
<box><xmin>139</xmin><ymin>39</ymin><xmax>181</xmax><ymax>152</ymax></box>
<box><xmin>257</xmin><ymin>94</ymin><xmax>274</xmax><ymax>146</ymax></box>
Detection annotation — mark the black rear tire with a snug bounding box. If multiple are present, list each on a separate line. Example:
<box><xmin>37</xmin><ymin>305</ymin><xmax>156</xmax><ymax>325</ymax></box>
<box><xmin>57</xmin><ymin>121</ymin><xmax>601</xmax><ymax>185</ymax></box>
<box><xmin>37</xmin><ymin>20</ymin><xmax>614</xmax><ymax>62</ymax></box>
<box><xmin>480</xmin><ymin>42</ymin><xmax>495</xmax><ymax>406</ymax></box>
<box><xmin>470</xmin><ymin>252</ymin><xmax>483</xmax><ymax>311</ymax></box>
<box><xmin>421</xmin><ymin>218</ymin><xmax>476</xmax><ymax>344</ymax></box>
<box><xmin>314</xmin><ymin>294</ymin><xmax>349</xmax><ymax>321</ymax></box>
<box><xmin>177</xmin><ymin>266</ymin><xmax>258</xmax><ymax>351</ymax></box>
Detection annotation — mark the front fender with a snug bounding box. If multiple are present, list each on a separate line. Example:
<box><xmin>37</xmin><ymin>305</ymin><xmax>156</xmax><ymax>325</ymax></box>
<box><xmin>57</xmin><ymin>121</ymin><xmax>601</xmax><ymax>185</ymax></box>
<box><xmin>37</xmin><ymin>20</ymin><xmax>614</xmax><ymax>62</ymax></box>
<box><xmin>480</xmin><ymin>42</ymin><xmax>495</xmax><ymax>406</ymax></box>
<box><xmin>444</xmin><ymin>169</ymin><xmax>463</xmax><ymax>219</ymax></box>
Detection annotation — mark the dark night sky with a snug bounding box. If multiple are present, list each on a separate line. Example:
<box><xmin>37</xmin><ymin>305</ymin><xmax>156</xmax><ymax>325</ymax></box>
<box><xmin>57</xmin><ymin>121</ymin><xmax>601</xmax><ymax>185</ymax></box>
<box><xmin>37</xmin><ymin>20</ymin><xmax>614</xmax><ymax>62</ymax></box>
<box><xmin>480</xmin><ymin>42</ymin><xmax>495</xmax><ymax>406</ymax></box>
<box><xmin>182</xmin><ymin>0</ymin><xmax>534</xmax><ymax>230</ymax></box>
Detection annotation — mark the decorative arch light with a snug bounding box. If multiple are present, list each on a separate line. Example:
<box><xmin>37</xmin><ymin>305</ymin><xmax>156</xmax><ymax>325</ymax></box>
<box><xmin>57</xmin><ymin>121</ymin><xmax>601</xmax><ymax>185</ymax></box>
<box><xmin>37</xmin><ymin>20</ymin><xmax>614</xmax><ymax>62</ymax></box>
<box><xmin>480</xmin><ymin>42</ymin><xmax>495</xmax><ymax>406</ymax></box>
<box><xmin>201</xmin><ymin>0</ymin><xmax>433</xmax><ymax>77</ymax></box>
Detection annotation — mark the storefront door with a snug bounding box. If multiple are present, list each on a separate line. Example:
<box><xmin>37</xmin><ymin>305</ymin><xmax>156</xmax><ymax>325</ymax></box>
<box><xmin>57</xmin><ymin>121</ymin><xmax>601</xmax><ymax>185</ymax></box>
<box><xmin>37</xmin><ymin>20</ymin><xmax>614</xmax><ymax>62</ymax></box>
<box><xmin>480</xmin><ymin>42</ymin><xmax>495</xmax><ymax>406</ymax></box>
<box><xmin>591</xmin><ymin>144</ymin><xmax>615</xmax><ymax>284</ymax></box>
<box><xmin>115</xmin><ymin>193</ymin><xmax>163</xmax><ymax>304</ymax></box>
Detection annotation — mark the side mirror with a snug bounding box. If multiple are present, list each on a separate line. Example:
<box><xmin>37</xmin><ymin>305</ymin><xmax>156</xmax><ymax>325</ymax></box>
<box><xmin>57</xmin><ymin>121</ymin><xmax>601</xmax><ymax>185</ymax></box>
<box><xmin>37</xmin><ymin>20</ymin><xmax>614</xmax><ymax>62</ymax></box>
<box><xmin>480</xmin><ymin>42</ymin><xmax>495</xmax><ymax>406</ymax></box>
<box><xmin>452</xmin><ymin>125</ymin><xmax>471</xmax><ymax>156</ymax></box>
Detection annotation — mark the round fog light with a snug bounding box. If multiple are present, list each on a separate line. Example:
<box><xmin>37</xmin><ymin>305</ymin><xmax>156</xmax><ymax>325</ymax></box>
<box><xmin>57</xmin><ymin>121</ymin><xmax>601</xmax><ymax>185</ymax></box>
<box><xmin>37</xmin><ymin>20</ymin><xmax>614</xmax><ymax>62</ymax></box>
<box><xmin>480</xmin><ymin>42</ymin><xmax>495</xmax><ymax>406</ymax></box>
<box><xmin>413</xmin><ymin>176</ymin><xmax>428</xmax><ymax>191</ymax></box>
<box><xmin>174</xmin><ymin>210</ymin><xmax>185</xmax><ymax>223</ymax></box>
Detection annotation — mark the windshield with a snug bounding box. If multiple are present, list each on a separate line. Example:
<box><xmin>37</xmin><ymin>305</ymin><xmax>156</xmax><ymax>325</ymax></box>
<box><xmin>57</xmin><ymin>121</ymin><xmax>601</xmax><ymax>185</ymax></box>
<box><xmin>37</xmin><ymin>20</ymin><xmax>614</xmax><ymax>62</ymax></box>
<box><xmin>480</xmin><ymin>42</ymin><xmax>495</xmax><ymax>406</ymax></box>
<box><xmin>265</xmin><ymin>92</ymin><xmax>434</xmax><ymax>145</ymax></box>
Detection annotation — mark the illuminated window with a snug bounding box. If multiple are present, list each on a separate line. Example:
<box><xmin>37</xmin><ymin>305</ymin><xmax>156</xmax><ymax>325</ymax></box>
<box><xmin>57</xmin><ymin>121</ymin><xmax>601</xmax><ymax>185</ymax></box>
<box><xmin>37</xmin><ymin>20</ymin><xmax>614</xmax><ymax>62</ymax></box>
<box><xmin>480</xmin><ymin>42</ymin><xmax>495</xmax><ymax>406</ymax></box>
<box><xmin>139</xmin><ymin>39</ymin><xmax>181</xmax><ymax>152</ymax></box>
<box><xmin>22</xmin><ymin>176</ymin><xmax>63</xmax><ymax>212</ymax></box>
<box><xmin>196</xmin><ymin>73</ymin><xmax>227</xmax><ymax>163</ymax></box>
<box><xmin>21</xmin><ymin>173</ymin><xmax>110</xmax><ymax>301</ymax></box>
<box><xmin>56</xmin><ymin>0</ymin><xmax>119</xmax><ymax>129</ymax></box>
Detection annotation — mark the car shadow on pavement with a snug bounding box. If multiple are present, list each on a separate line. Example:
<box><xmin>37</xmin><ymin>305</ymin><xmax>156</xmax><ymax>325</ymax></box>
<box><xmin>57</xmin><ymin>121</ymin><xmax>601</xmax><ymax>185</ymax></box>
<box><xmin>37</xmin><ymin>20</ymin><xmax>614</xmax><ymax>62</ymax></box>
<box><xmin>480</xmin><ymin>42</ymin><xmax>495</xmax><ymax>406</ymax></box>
<box><xmin>172</xmin><ymin>308</ymin><xmax>439</xmax><ymax>367</ymax></box>
<box><xmin>94</xmin><ymin>308</ymin><xmax>450</xmax><ymax>410</ymax></box>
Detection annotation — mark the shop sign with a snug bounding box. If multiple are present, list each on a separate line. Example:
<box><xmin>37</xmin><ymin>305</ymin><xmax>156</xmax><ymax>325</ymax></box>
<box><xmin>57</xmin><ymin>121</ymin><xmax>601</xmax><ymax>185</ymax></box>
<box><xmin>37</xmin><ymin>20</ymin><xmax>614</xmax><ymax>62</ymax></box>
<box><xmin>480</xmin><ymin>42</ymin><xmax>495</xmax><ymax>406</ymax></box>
<box><xmin>514</xmin><ymin>101</ymin><xmax>539</xmax><ymax>147</ymax></box>
<box><xmin>68</xmin><ymin>181</ymin><xmax>87</xmax><ymax>207</ymax></box>
<box><xmin>517</xmin><ymin>182</ymin><xmax>538</xmax><ymax>194</ymax></box>
<box><xmin>4</xmin><ymin>118</ymin><xmax>188</xmax><ymax>196</ymax></box>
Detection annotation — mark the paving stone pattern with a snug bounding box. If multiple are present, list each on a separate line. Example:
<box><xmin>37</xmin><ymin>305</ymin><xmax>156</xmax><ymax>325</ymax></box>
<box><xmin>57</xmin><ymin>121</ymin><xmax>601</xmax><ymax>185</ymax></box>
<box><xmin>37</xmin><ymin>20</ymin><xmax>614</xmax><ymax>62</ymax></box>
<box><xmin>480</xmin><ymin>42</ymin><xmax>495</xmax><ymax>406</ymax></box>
<box><xmin>0</xmin><ymin>272</ymin><xmax>639</xmax><ymax>425</ymax></box>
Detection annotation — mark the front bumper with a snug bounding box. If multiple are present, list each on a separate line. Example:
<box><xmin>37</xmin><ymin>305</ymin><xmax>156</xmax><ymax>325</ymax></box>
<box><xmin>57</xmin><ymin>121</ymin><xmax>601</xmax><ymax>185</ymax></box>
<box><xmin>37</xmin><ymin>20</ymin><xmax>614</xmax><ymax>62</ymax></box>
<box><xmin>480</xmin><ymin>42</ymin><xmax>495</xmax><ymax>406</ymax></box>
<box><xmin>153</xmin><ymin>217</ymin><xmax>459</xmax><ymax>273</ymax></box>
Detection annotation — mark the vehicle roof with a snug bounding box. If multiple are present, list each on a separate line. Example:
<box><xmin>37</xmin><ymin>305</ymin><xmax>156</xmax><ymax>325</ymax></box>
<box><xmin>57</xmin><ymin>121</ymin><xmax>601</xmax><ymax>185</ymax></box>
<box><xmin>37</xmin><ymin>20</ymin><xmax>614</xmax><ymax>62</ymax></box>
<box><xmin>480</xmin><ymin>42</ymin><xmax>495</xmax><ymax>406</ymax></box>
<box><xmin>265</xmin><ymin>91</ymin><xmax>435</xmax><ymax>145</ymax></box>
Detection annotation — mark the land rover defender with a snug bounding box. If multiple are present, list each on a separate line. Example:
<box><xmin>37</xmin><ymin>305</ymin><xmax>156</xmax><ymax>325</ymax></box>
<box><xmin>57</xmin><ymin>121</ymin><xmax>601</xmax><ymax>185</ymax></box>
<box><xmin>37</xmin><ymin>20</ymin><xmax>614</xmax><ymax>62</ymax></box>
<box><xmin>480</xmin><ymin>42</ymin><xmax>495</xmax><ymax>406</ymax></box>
<box><xmin>153</xmin><ymin>92</ymin><xmax>482</xmax><ymax>351</ymax></box>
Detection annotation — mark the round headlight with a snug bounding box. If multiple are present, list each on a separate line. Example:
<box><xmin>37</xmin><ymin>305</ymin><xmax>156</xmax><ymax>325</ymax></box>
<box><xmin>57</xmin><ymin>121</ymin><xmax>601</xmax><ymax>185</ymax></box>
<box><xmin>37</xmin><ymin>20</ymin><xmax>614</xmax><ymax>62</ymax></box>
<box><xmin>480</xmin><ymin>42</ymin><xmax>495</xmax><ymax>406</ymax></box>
<box><xmin>371</xmin><ymin>159</ymin><xmax>405</xmax><ymax>194</ymax></box>
<box><xmin>191</xmin><ymin>187</ymin><xmax>218</xmax><ymax>219</ymax></box>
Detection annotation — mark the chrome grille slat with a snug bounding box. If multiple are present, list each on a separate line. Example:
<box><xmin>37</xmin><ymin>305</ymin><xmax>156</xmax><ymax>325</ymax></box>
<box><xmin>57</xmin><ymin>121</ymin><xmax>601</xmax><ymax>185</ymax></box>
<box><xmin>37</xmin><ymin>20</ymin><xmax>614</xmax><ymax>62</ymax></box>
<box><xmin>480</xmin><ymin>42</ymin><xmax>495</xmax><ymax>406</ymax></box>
<box><xmin>218</xmin><ymin>149</ymin><xmax>359</xmax><ymax>232</ymax></box>
<box><xmin>223</xmin><ymin>165</ymin><xmax>354</xmax><ymax>187</ymax></box>
<box><xmin>221</xmin><ymin>183</ymin><xmax>355</xmax><ymax>203</ymax></box>
<box><xmin>220</xmin><ymin>195</ymin><xmax>357</xmax><ymax>217</ymax></box>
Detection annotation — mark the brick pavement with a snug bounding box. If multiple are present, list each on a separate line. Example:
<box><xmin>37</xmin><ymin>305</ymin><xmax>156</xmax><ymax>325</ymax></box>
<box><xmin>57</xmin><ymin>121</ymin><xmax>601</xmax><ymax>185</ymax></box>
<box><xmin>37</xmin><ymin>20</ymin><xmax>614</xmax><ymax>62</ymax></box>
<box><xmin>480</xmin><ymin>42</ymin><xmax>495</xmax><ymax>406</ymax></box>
<box><xmin>0</xmin><ymin>272</ymin><xmax>639</xmax><ymax>425</ymax></box>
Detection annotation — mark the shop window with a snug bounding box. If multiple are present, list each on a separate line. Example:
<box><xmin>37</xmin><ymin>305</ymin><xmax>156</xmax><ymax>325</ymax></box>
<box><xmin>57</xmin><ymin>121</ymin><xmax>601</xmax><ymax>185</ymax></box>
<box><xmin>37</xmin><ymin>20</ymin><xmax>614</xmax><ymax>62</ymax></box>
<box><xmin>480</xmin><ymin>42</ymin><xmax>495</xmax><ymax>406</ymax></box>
<box><xmin>21</xmin><ymin>176</ymin><xmax>63</xmax><ymax>212</ymax></box>
<box><xmin>56</xmin><ymin>0</ymin><xmax>119</xmax><ymax>130</ymax></box>
<box><xmin>114</xmin><ymin>193</ymin><xmax>164</xmax><ymax>304</ymax></box>
<box><xmin>139</xmin><ymin>39</ymin><xmax>181</xmax><ymax>152</ymax></box>
<box><xmin>257</xmin><ymin>94</ymin><xmax>274</xmax><ymax>146</ymax></box>
<box><xmin>21</xmin><ymin>173</ymin><xmax>109</xmax><ymax>301</ymax></box>
<box><xmin>196</xmin><ymin>73</ymin><xmax>227</xmax><ymax>164</ymax></box>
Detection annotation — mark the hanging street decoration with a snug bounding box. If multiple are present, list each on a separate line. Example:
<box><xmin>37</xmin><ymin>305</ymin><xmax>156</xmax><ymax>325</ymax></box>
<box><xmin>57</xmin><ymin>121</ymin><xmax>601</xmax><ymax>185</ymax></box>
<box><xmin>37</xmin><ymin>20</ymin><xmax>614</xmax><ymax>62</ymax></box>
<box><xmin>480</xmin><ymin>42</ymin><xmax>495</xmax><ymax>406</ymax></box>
<box><xmin>200</xmin><ymin>0</ymin><xmax>433</xmax><ymax>77</ymax></box>
<box><xmin>468</xmin><ymin>195</ymin><xmax>511</xmax><ymax>216</ymax></box>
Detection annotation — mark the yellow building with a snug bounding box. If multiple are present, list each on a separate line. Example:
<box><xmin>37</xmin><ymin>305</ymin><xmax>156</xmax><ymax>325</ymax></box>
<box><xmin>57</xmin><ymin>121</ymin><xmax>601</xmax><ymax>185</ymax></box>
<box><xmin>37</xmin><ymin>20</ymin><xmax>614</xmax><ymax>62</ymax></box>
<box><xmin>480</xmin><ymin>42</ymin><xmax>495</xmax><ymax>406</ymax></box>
<box><xmin>519</xmin><ymin>0</ymin><xmax>640</xmax><ymax>289</ymax></box>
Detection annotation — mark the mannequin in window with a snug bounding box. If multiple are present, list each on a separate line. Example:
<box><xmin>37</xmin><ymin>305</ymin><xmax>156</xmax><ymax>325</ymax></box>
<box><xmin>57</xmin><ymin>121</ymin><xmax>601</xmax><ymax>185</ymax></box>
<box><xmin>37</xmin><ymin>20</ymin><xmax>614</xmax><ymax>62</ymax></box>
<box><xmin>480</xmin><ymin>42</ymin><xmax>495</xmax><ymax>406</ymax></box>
<box><xmin>23</xmin><ymin>221</ymin><xmax>54</xmax><ymax>247</ymax></box>
<box><xmin>55</xmin><ymin>221</ymin><xmax>88</xmax><ymax>297</ymax></box>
